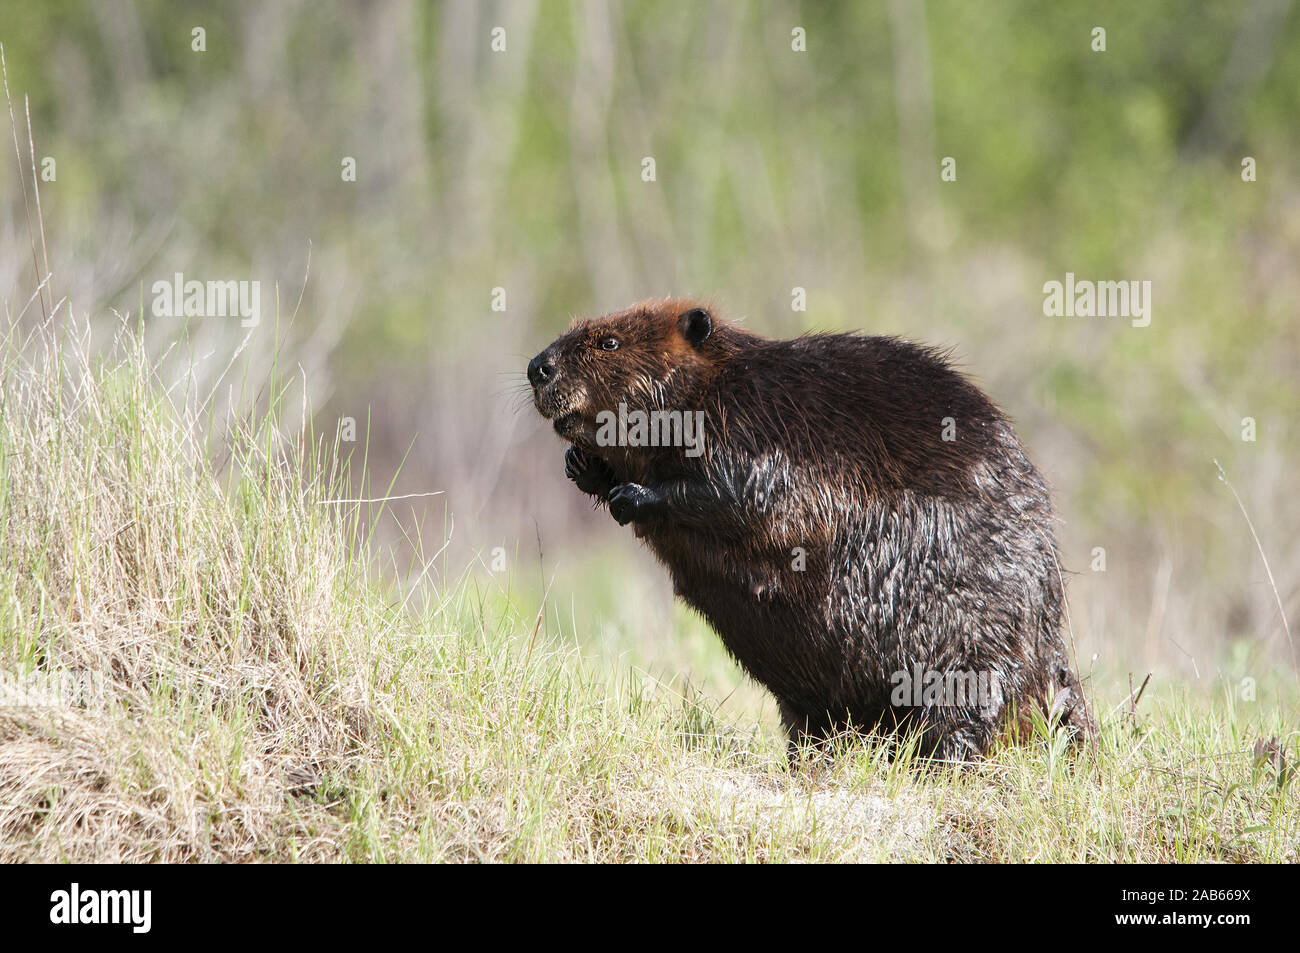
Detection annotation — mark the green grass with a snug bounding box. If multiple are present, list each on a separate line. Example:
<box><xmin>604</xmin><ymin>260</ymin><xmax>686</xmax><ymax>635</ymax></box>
<box><xmin>0</xmin><ymin>313</ymin><xmax>1295</xmax><ymax>863</ymax></box>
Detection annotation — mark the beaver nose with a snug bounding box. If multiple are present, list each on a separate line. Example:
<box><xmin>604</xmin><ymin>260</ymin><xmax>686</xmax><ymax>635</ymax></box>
<box><xmin>527</xmin><ymin>353</ymin><xmax>556</xmax><ymax>388</ymax></box>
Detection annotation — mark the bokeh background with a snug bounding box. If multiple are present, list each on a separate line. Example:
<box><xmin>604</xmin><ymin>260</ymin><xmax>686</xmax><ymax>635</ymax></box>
<box><xmin>3</xmin><ymin>1</ymin><xmax>1298</xmax><ymax>726</ymax></box>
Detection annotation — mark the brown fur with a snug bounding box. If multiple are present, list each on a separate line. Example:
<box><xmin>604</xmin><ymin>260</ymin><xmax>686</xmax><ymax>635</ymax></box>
<box><xmin>529</xmin><ymin>298</ymin><xmax>1092</xmax><ymax>762</ymax></box>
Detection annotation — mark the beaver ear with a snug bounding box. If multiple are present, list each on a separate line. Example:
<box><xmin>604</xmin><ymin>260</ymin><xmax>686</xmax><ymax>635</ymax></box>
<box><xmin>678</xmin><ymin>308</ymin><xmax>712</xmax><ymax>348</ymax></box>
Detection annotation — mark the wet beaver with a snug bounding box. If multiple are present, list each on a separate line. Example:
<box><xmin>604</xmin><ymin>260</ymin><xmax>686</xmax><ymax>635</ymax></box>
<box><xmin>528</xmin><ymin>297</ymin><xmax>1091</xmax><ymax>761</ymax></box>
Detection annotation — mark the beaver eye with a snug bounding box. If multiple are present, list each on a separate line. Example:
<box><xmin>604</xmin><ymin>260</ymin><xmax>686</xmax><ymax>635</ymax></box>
<box><xmin>599</xmin><ymin>336</ymin><xmax>620</xmax><ymax>351</ymax></box>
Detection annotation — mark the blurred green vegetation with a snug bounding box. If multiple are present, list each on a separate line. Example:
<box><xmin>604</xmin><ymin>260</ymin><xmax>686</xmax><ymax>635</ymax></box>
<box><xmin>1</xmin><ymin>0</ymin><xmax>1297</xmax><ymax>685</ymax></box>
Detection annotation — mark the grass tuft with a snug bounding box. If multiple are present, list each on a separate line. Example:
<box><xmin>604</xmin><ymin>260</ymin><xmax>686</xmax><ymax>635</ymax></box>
<box><xmin>0</xmin><ymin>313</ymin><xmax>1295</xmax><ymax>862</ymax></box>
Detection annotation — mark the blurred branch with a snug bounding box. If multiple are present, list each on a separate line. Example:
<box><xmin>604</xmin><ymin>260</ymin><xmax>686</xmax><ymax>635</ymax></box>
<box><xmin>887</xmin><ymin>0</ymin><xmax>939</xmax><ymax>252</ymax></box>
<box><xmin>570</xmin><ymin>0</ymin><xmax>636</xmax><ymax>301</ymax></box>
<box><xmin>1185</xmin><ymin>0</ymin><xmax>1295</xmax><ymax>153</ymax></box>
<box><xmin>437</xmin><ymin>0</ymin><xmax>540</xmax><ymax>259</ymax></box>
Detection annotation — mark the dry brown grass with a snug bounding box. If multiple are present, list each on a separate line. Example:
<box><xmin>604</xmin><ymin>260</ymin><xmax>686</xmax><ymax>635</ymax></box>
<box><xmin>0</xmin><ymin>313</ymin><xmax>947</xmax><ymax>862</ymax></box>
<box><xmin>0</xmin><ymin>314</ymin><xmax>397</xmax><ymax>860</ymax></box>
<box><xmin>0</xmin><ymin>312</ymin><xmax>1295</xmax><ymax>863</ymax></box>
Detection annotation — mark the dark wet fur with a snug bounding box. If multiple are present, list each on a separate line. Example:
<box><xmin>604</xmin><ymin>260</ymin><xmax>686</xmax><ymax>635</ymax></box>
<box><xmin>530</xmin><ymin>298</ymin><xmax>1093</xmax><ymax>763</ymax></box>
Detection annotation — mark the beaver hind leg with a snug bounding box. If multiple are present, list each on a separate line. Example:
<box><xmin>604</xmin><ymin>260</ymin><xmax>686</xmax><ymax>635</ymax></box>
<box><xmin>778</xmin><ymin>700</ymin><xmax>839</xmax><ymax>765</ymax></box>
<box><xmin>778</xmin><ymin>698</ymin><xmax>1000</xmax><ymax>767</ymax></box>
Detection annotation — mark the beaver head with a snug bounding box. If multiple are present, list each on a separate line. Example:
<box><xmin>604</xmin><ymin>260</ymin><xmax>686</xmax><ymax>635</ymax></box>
<box><xmin>527</xmin><ymin>298</ymin><xmax>722</xmax><ymax>452</ymax></box>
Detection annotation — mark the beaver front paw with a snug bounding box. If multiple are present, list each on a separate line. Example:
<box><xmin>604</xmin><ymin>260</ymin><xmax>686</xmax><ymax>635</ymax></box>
<box><xmin>607</xmin><ymin>482</ymin><xmax>662</xmax><ymax>526</ymax></box>
<box><xmin>564</xmin><ymin>446</ymin><xmax>616</xmax><ymax>498</ymax></box>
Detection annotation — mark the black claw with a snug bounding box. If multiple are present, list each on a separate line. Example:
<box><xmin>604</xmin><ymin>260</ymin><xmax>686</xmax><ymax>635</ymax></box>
<box><xmin>608</xmin><ymin>487</ymin><xmax>631</xmax><ymax>524</ymax></box>
<box><xmin>564</xmin><ymin>446</ymin><xmax>615</xmax><ymax>498</ymax></box>
<box><xmin>608</xmin><ymin>482</ymin><xmax>659</xmax><ymax>526</ymax></box>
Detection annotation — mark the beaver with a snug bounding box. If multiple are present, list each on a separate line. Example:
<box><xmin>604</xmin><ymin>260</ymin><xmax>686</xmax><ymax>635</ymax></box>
<box><xmin>528</xmin><ymin>297</ymin><xmax>1092</xmax><ymax>762</ymax></box>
